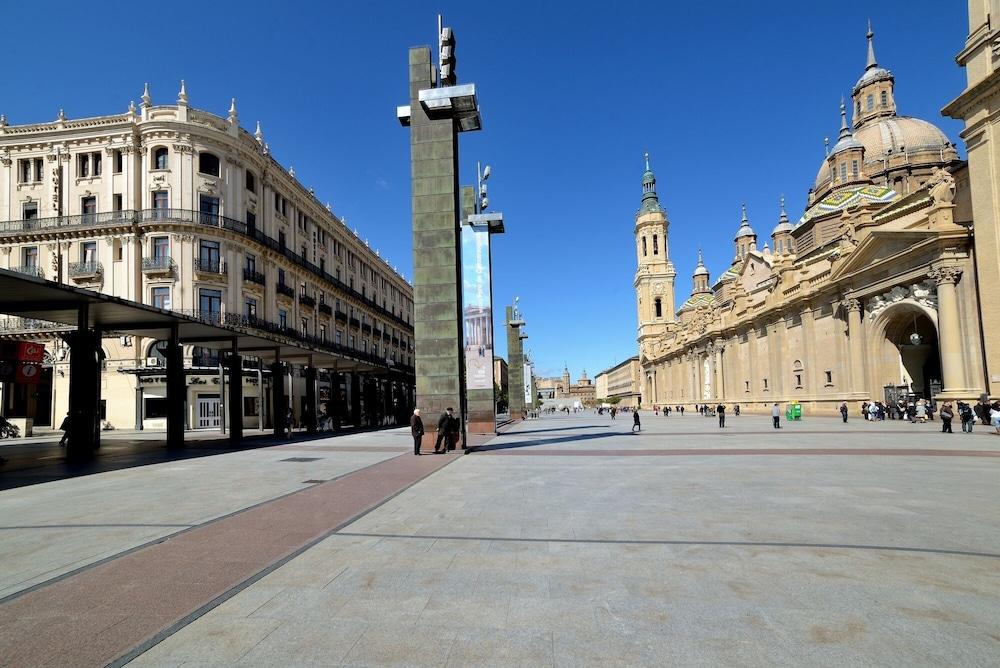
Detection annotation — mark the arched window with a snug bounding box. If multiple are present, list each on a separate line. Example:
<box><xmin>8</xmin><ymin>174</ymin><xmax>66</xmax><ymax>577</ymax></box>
<box><xmin>654</xmin><ymin>298</ymin><xmax>662</xmax><ymax>318</ymax></box>
<box><xmin>652</xmin><ymin>234</ymin><xmax>658</xmax><ymax>255</ymax></box>
<box><xmin>198</xmin><ymin>152</ymin><xmax>221</xmax><ymax>177</ymax></box>
<box><xmin>866</xmin><ymin>94</ymin><xmax>874</xmax><ymax>111</ymax></box>
<box><xmin>641</xmin><ymin>236</ymin><xmax>647</xmax><ymax>257</ymax></box>
<box><xmin>840</xmin><ymin>163</ymin><xmax>847</xmax><ymax>181</ymax></box>
<box><xmin>880</xmin><ymin>90</ymin><xmax>887</xmax><ymax>107</ymax></box>
<box><xmin>153</xmin><ymin>147</ymin><xmax>169</xmax><ymax>170</ymax></box>
<box><xmin>852</xmin><ymin>160</ymin><xmax>859</xmax><ymax>178</ymax></box>
<box><xmin>792</xmin><ymin>360</ymin><xmax>804</xmax><ymax>389</ymax></box>
<box><xmin>147</xmin><ymin>340</ymin><xmax>169</xmax><ymax>362</ymax></box>
<box><xmin>856</xmin><ymin>100</ymin><xmax>861</xmax><ymax>116</ymax></box>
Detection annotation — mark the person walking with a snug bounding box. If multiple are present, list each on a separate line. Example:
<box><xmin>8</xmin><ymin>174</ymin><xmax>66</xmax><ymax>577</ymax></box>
<box><xmin>771</xmin><ymin>403</ymin><xmax>781</xmax><ymax>429</ymax></box>
<box><xmin>959</xmin><ymin>402</ymin><xmax>975</xmax><ymax>434</ymax></box>
<box><xmin>410</xmin><ymin>409</ymin><xmax>424</xmax><ymax>455</ymax></box>
<box><xmin>285</xmin><ymin>406</ymin><xmax>294</xmax><ymax>439</ymax></box>
<box><xmin>839</xmin><ymin>402</ymin><xmax>849</xmax><ymax>423</ymax></box>
<box><xmin>734</xmin><ymin>404</ymin><xmax>740</xmax><ymax>416</ymax></box>
<box><xmin>434</xmin><ymin>407</ymin><xmax>453</xmax><ymax>453</ymax></box>
<box><xmin>448</xmin><ymin>410</ymin><xmax>461</xmax><ymax>451</ymax></box>
<box><xmin>716</xmin><ymin>403</ymin><xmax>726</xmax><ymax>428</ymax></box>
<box><xmin>679</xmin><ymin>405</ymin><xmax>684</xmax><ymax>416</ymax></box>
<box><xmin>58</xmin><ymin>411</ymin><xmax>71</xmax><ymax>447</ymax></box>
<box><xmin>632</xmin><ymin>410</ymin><xmax>641</xmax><ymax>433</ymax></box>
<box><xmin>939</xmin><ymin>402</ymin><xmax>954</xmax><ymax>434</ymax></box>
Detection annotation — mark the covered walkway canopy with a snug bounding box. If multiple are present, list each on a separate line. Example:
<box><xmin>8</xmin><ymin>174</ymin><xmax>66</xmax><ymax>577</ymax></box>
<box><xmin>0</xmin><ymin>269</ymin><xmax>413</xmax><ymax>458</ymax></box>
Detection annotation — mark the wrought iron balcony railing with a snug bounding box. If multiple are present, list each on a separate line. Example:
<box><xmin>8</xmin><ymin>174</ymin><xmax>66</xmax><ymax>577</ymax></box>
<box><xmin>276</xmin><ymin>282</ymin><xmax>295</xmax><ymax>298</ymax></box>
<box><xmin>141</xmin><ymin>256</ymin><xmax>174</xmax><ymax>273</ymax></box>
<box><xmin>0</xmin><ymin>210</ymin><xmax>134</xmax><ymax>236</ymax></box>
<box><xmin>299</xmin><ymin>294</ymin><xmax>316</xmax><ymax>308</ymax></box>
<box><xmin>68</xmin><ymin>261</ymin><xmax>102</xmax><ymax>278</ymax></box>
<box><xmin>242</xmin><ymin>268</ymin><xmax>266</xmax><ymax>285</ymax></box>
<box><xmin>335</xmin><ymin>310</ymin><xmax>348</xmax><ymax>323</ymax></box>
<box><xmin>9</xmin><ymin>265</ymin><xmax>43</xmax><ymax>278</ymax></box>
<box><xmin>193</xmin><ymin>257</ymin><xmax>225</xmax><ymax>275</ymax></box>
<box><xmin>318</xmin><ymin>302</ymin><xmax>332</xmax><ymax>316</ymax></box>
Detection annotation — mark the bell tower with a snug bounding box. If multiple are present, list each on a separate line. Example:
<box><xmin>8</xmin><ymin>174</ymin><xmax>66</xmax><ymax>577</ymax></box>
<box><xmin>635</xmin><ymin>153</ymin><xmax>676</xmax><ymax>353</ymax></box>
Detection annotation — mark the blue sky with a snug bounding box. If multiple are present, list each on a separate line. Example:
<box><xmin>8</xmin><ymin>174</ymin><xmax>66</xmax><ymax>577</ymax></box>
<box><xmin>2</xmin><ymin>1</ymin><xmax>968</xmax><ymax>380</ymax></box>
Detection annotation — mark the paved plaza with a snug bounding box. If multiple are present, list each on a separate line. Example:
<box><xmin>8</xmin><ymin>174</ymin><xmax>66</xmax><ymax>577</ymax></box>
<box><xmin>1</xmin><ymin>413</ymin><xmax>999</xmax><ymax>666</ymax></box>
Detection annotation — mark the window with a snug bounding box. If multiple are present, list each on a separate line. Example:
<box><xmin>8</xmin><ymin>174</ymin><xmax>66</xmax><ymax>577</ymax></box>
<box><xmin>245</xmin><ymin>170</ymin><xmax>256</xmax><ymax>193</ymax></box>
<box><xmin>81</xmin><ymin>196</ymin><xmax>97</xmax><ymax>218</ymax></box>
<box><xmin>92</xmin><ymin>152</ymin><xmax>102</xmax><ymax>176</ymax></box>
<box><xmin>113</xmin><ymin>194</ymin><xmax>123</xmax><ymax>211</ymax></box>
<box><xmin>152</xmin><ymin>190</ymin><xmax>168</xmax><ymax>210</ymax></box>
<box><xmin>839</xmin><ymin>163</ymin><xmax>847</xmax><ymax>181</ymax></box>
<box><xmin>825</xmin><ymin>370</ymin><xmax>833</xmax><ymax>385</ymax></box>
<box><xmin>880</xmin><ymin>90</ymin><xmax>887</xmax><ymax>107</ymax></box>
<box><xmin>852</xmin><ymin>160</ymin><xmax>859</xmax><ymax>178</ymax></box>
<box><xmin>145</xmin><ymin>398</ymin><xmax>169</xmax><ymax>419</ymax></box>
<box><xmin>654</xmin><ymin>298</ymin><xmax>662</xmax><ymax>318</ymax></box>
<box><xmin>336</xmin><ymin>330</ymin><xmax>342</xmax><ymax>345</ymax></box>
<box><xmin>114</xmin><ymin>239</ymin><xmax>123</xmax><ymax>261</ymax></box>
<box><xmin>198</xmin><ymin>240</ymin><xmax>220</xmax><ymax>271</ymax></box>
<box><xmin>795</xmin><ymin>374</ymin><xmax>802</xmax><ymax>388</ymax></box>
<box><xmin>652</xmin><ymin>235</ymin><xmax>658</xmax><ymax>255</ymax></box>
<box><xmin>199</xmin><ymin>288</ymin><xmax>222</xmax><ymax>316</ymax></box>
<box><xmin>320</xmin><ymin>258</ymin><xmax>325</xmax><ymax>273</ymax></box>
<box><xmin>744</xmin><ymin>380</ymin><xmax>750</xmax><ymax>392</ymax></box>
<box><xmin>278</xmin><ymin>309</ymin><xmax>288</xmax><ymax>329</ymax></box>
<box><xmin>866</xmin><ymin>94</ymin><xmax>874</xmax><ymax>111</ymax></box>
<box><xmin>18</xmin><ymin>159</ymin><xmax>31</xmax><ymax>183</ymax></box>
<box><xmin>245</xmin><ymin>253</ymin><xmax>256</xmax><ymax>273</ymax></box>
<box><xmin>23</xmin><ymin>202</ymin><xmax>38</xmax><ymax>220</ymax></box>
<box><xmin>151</xmin><ymin>286</ymin><xmax>171</xmax><ymax>309</ymax></box>
<box><xmin>320</xmin><ymin>324</ymin><xmax>327</xmax><ymax>342</ymax></box>
<box><xmin>278</xmin><ymin>268</ymin><xmax>286</xmax><ymax>286</ymax></box>
<box><xmin>349</xmin><ymin>335</ymin><xmax>356</xmax><ymax>349</ymax></box>
<box><xmin>199</xmin><ymin>195</ymin><xmax>219</xmax><ymax>224</ymax></box>
<box><xmin>762</xmin><ymin>378</ymin><xmax>769</xmax><ymax>391</ymax></box>
<box><xmin>300</xmin><ymin>317</ymin><xmax>308</xmax><ymax>334</ymax></box>
<box><xmin>856</xmin><ymin>100</ymin><xmax>861</xmax><ymax>116</ymax></box>
<box><xmin>641</xmin><ymin>237</ymin><xmax>647</xmax><ymax>256</ymax></box>
<box><xmin>78</xmin><ymin>154</ymin><xmax>89</xmax><ymax>177</ymax></box>
<box><xmin>113</xmin><ymin>150</ymin><xmax>123</xmax><ymax>173</ymax></box>
<box><xmin>153</xmin><ymin>147</ymin><xmax>168</xmax><ymax>170</ymax></box>
<box><xmin>246</xmin><ymin>211</ymin><xmax>256</xmax><ymax>231</ymax></box>
<box><xmin>23</xmin><ymin>246</ymin><xmax>38</xmax><ymax>268</ymax></box>
<box><xmin>278</xmin><ymin>230</ymin><xmax>286</xmax><ymax>249</ymax></box>
<box><xmin>198</xmin><ymin>152</ymin><xmax>220</xmax><ymax>177</ymax></box>
<box><xmin>244</xmin><ymin>296</ymin><xmax>257</xmax><ymax>319</ymax></box>
<box><xmin>243</xmin><ymin>396</ymin><xmax>259</xmax><ymax>417</ymax></box>
<box><xmin>81</xmin><ymin>241</ymin><xmax>97</xmax><ymax>263</ymax></box>
<box><xmin>152</xmin><ymin>236</ymin><xmax>169</xmax><ymax>259</ymax></box>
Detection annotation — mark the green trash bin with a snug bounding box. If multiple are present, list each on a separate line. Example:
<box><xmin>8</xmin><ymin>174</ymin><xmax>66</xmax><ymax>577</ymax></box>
<box><xmin>791</xmin><ymin>402</ymin><xmax>802</xmax><ymax>420</ymax></box>
<box><xmin>785</xmin><ymin>405</ymin><xmax>794</xmax><ymax>421</ymax></box>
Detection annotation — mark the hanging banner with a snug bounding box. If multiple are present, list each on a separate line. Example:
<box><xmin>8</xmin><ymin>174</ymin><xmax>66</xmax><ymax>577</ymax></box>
<box><xmin>0</xmin><ymin>340</ymin><xmax>45</xmax><ymax>362</ymax></box>
<box><xmin>523</xmin><ymin>362</ymin><xmax>533</xmax><ymax>405</ymax></box>
<box><xmin>461</xmin><ymin>223</ymin><xmax>494</xmax><ymax>391</ymax></box>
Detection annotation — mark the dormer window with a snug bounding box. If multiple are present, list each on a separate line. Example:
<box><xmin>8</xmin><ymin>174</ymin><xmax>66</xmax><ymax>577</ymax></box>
<box><xmin>839</xmin><ymin>163</ymin><xmax>847</xmax><ymax>181</ymax></box>
<box><xmin>652</xmin><ymin>235</ymin><xmax>658</xmax><ymax>255</ymax></box>
<box><xmin>153</xmin><ymin>147</ymin><xmax>168</xmax><ymax>170</ymax></box>
<box><xmin>654</xmin><ymin>298</ymin><xmax>662</xmax><ymax>318</ymax></box>
<box><xmin>198</xmin><ymin>152</ymin><xmax>220</xmax><ymax>177</ymax></box>
<box><xmin>852</xmin><ymin>160</ymin><xmax>859</xmax><ymax>178</ymax></box>
<box><xmin>641</xmin><ymin>237</ymin><xmax>647</xmax><ymax>257</ymax></box>
<box><xmin>880</xmin><ymin>90</ymin><xmax>887</xmax><ymax>107</ymax></box>
<box><xmin>866</xmin><ymin>94</ymin><xmax>874</xmax><ymax>111</ymax></box>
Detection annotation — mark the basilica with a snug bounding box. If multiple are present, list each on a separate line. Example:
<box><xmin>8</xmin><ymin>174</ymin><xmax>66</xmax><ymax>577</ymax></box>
<box><xmin>635</xmin><ymin>24</ymin><xmax>993</xmax><ymax>414</ymax></box>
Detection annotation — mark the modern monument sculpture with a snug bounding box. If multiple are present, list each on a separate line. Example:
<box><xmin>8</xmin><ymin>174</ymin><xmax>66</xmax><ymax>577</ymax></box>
<box><xmin>398</xmin><ymin>17</ymin><xmax>482</xmax><ymax>449</ymax></box>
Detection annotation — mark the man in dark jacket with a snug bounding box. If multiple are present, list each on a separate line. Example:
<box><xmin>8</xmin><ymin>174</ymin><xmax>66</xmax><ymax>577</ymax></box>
<box><xmin>434</xmin><ymin>408</ymin><xmax>453</xmax><ymax>453</ymax></box>
<box><xmin>716</xmin><ymin>404</ymin><xmax>726</xmax><ymax>428</ymax></box>
<box><xmin>448</xmin><ymin>411</ymin><xmax>461</xmax><ymax>451</ymax></box>
<box><xmin>410</xmin><ymin>409</ymin><xmax>424</xmax><ymax>455</ymax></box>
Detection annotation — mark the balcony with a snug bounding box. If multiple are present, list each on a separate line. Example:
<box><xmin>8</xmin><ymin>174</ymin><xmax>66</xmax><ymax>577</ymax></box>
<box><xmin>335</xmin><ymin>310</ymin><xmax>348</xmax><ymax>324</ymax></box>
<box><xmin>68</xmin><ymin>261</ymin><xmax>102</xmax><ymax>281</ymax></box>
<box><xmin>193</xmin><ymin>257</ymin><xmax>226</xmax><ymax>280</ymax></box>
<box><xmin>141</xmin><ymin>256</ymin><xmax>174</xmax><ymax>275</ymax></box>
<box><xmin>299</xmin><ymin>293</ymin><xmax>316</xmax><ymax>309</ymax></box>
<box><xmin>276</xmin><ymin>282</ymin><xmax>295</xmax><ymax>299</ymax></box>
<box><xmin>361</xmin><ymin>323</ymin><xmax>372</xmax><ymax>335</ymax></box>
<box><xmin>9</xmin><ymin>265</ymin><xmax>43</xmax><ymax>278</ymax></box>
<box><xmin>349</xmin><ymin>317</ymin><xmax>360</xmax><ymax>329</ymax></box>
<box><xmin>0</xmin><ymin>316</ymin><xmax>68</xmax><ymax>333</ymax></box>
<box><xmin>243</xmin><ymin>267</ymin><xmax>266</xmax><ymax>286</ymax></box>
<box><xmin>0</xmin><ymin>209</ymin><xmax>134</xmax><ymax>237</ymax></box>
<box><xmin>318</xmin><ymin>302</ymin><xmax>332</xmax><ymax>317</ymax></box>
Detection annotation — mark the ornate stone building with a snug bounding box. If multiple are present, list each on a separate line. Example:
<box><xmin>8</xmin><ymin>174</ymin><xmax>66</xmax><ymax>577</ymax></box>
<box><xmin>0</xmin><ymin>83</ymin><xmax>414</xmax><ymax>432</ymax></box>
<box><xmin>595</xmin><ymin>356</ymin><xmax>641</xmax><ymax>408</ymax></box>
<box><xmin>636</xmin><ymin>26</ymin><xmax>989</xmax><ymax>414</ymax></box>
<box><xmin>535</xmin><ymin>366</ymin><xmax>596</xmax><ymax>403</ymax></box>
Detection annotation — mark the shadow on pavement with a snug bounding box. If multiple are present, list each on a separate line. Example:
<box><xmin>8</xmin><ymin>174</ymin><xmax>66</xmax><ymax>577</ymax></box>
<box><xmin>469</xmin><ymin>431</ymin><xmax>619</xmax><ymax>453</ymax></box>
<box><xmin>505</xmin><ymin>424</ymin><xmax>608</xmax><ymax>435</ymax></box>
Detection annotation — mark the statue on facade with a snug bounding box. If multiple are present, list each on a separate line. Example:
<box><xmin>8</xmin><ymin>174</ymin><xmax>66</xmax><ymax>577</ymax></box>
<box><xmin>927</xmin><ymin>167</ymin><xmax>956</xmax><ymax>204</ymax></box>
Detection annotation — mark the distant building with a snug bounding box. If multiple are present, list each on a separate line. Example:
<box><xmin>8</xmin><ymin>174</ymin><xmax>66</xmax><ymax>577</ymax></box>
<box><xmin>493</xmin><ymin>356</ymin><xmax>508</xmax><ymax>407</ymax></box>
<box><xmin>535</xmin><ymin>365</ymin><xmax>596</xmax><ymax>404</ymax></box>
<box><xmin>595</xmin><ymin>356</ymin><xmax>641</xmax><ymax>408</ymax></box>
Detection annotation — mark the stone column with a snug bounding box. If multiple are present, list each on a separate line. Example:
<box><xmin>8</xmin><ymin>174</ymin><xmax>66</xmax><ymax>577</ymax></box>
<box><xmin>843</xmin><ymin>298</ymin><xmax>866</xmax><ymax>394</ymax></box>
<box><xmin>747</xmin><ymin>327</ymin><xmax>758</xmax><ymax>404</ymax></box>
<box><xmin>713</xmin><ymin>340</ymin><xmax>724</xmax><ymax>401</ymax></box>
<box><xmin>800</xmin><ymin>302</ymin><xmax>816</xmax><ymax>394</ymax></box>
<box><xmin>928</xmin><ymin>266</ymin><xmax>967</xmax><ymax>394</ymax></box>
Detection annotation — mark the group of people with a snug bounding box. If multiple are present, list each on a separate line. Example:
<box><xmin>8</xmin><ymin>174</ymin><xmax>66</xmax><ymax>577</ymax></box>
<box><xmin>409</xmin><ymin>407</ymin><xmax>461</xmax><ymax>455</ymax></box>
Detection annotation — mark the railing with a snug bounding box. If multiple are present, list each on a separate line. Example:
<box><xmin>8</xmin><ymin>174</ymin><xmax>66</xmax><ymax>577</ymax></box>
<box><xmin>190</xmin><ymin>354</ymin><xmax>221</xmax><ymax>368</ymax></box>
<box><xmin>193</xmin><ymin>257</ymin><xmax>225</xmax><ymax>274</ymax></box>
<box><xmin>68</xmin><ymin>261</ymin><xmax>102</xmax><ymax>277</ymax></box>
<box><xmin>318</xmin><ymin>302</ymin><xmax>332</xmax><ymax>316</ymax></box>
<box><xmin>0</xmin><ymin>316</ymin><xmax>70</xmax><ymax>333</ymax></box>
<box><xmin>361</xmin><ymin>323</ymin><xmax>372</xmax><ymax>334</ymax></box>
<box><xmin>299</xmin><ymin>294</ymin><xmax>316</xmax><ymax>308</ymax></box>
<box><xmin>276</xmin><ymin>282</ymin><xmax>295</xmax><ymax>298</ymax></box>
<box><xmin>141</xmin><ymin>256</ymin><xmax>174</xmax><ymax>272</ymax></box>
<box><xmin>9</xmin><ymin>265</ymin><xmax>43</xmax><ymax>278</ymax></box>
<box><xmin>0</xmin><ymin>207</ymin><xmax>414</xmax><ymax>331</ymax></box>
<box><xmin>242</xmin><ymin>268</ymin><xmax>266</xmax><ymax>285</ymax></box>
<box><xmin>349</xmin><ymin>317</ymin><xmax>360</xmax><ymax>329</ymax></box>
<box><xmin>335</xmin><ymin>310</ymin><xmax>348</xmax><ymax>323</ymax></box>
<box><xmin>0</xmin><ymin>209</ymin><xmax>134</xmax><ymax>236</ymax></box>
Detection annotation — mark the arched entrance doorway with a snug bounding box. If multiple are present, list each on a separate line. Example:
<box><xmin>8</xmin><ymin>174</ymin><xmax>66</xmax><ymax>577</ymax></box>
<box><xmin>873</xmin><ymin>304</ymin><xmax>941</xmax><ymax>403</ymax></box>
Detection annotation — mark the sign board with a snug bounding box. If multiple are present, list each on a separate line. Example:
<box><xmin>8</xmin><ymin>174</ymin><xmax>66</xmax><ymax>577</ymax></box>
<box><xmin>461</xmin><ymin>223</ymin><xmax>494</xmax><ymax>391</ymax></box>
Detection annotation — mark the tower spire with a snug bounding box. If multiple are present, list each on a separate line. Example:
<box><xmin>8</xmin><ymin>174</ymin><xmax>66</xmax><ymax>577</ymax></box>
<box><xmin>639</xmin><ymin>151</ymin><xmax>663</xmax><ymax>214</ymax></box>
<box><xmin>838</xmin><ymin>96</ymin><xmax>851</xmax><ymax>140</ymax></box>
<box><xmin>779</xmin><ymin>194</ymin><xmax>788</xmax><ymax>223</ymax></box>
<box><xmin>865</xmin><ymin>19</ymin><xmax>877</xmax><ymax>70</ymax></box>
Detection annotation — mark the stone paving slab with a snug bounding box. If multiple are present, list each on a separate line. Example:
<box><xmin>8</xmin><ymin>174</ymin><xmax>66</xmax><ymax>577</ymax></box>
<box><xmin>0</xmin><ymin>447</ymin><xmax>456</xmax><ymax>667</ymax></box>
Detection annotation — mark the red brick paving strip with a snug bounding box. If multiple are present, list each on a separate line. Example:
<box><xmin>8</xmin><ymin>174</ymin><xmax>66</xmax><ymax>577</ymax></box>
<box><xmin>475</xmin><ymin>448</ymin><xmax>1000</xmax><ymax>457</ymax></box>
<box><xmin>0</xmin><ymin>452</ymin><xmax>456</xmax><ymax>667</ymax></box>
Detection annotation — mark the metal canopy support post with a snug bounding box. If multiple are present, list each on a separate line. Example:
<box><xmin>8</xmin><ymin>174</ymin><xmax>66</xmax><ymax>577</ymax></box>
<box><xmin>228</xmin><ymin>338</ymin><xmax>243</xmax><ymax>443</ymax></box>
<box><xmin>165</xmin><ymin>323</ymin><xmax>186</xmax><ymax>448</ymax></box>
<box><xmin>305</xmin><ymin>358</ymin><xmax>318</xmax><ymax>434</ymax></box>
<box><xmin>66</xmin><ymin>303</ymin><xmax>101</xmax><ymax>460</ymax></box>
<box><xmin>257</xmin><ymin>357</ymin><xmax>264</xmax><ymax>432</ymax></box>
<box><xmin>351</xmin><ymin>372</ymin><xmax>361</xmax><ymax>429</ymax></box>
<box><xmin>270</xmin><ymin>348</ymin><xmax>285</xmax><ymax>437</ymax></box>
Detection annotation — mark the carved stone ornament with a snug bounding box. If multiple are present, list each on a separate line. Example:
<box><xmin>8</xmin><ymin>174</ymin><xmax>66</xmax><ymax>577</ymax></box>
<box><xmin>0</xmin><ymin>151</ymin><xmax>10</xmax><ymax>167</ymax></box>
<box><xmin>842</xmin><ymin>298</ymin><xmax>862</xmax><ymax>313</ymax></box>
<box><xmin>0</xmin><ymin>247</ymin><xmax>11</xmax><ymax>256</ymax></box>
<box><xmin>928</xmin><ymin>265</ymin><xmax>962</xmax><ymax>285</ymax></box>
<box><xmin>927</xmin><ymin>167</ymin><xmax>956</xmax><ymax>204</ymax></box>
<box><xmin>865</xmin><ymin>280</ymin><xmax>938</xmax><ymax>321</ymax></box>
<box><xmin>652</xmin><ymin>281</ymin><xmax>665</xmax><ymax>295</ymax></box>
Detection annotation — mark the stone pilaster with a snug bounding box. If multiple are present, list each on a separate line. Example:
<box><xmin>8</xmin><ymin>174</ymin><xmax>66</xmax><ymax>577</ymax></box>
<box><xmin>928</xmin><ymin>265</ymin><xmax>968</xmax><ymax>396</ymax></box>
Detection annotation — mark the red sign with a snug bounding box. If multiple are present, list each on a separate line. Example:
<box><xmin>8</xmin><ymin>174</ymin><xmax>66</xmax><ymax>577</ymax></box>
<box><xmin>0</xmin><ymin>340</ymin><xmax>45</xmax><ymax>362</ymax></box>
<box><xmin>17</xmin><ymin>363</ymin><xmax>42</xmax><ymax>385</ymax></box>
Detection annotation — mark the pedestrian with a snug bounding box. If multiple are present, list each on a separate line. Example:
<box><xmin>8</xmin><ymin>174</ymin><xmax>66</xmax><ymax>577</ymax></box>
<box><xmin>734</xmin><ymin>404</ymin><xmax>740</xmax><ymax>416</ymax></box>
<box><xmin>448</xmin><ymin>410</ymin><xmax>461</xmax><ymax>451</ymax></box>
<box><xmin>940</xmin><ymin>402</ymin><xmax>954</xmax><ymax>433</ymax></box>
<box><xmin>285</xmin><ymin>406</ymin><xmax>294</xmax><ymax>439</ymax></box>
<box><xmin>410</xmin><ymin>409</ymin><xmax>424</xmax><ymax>455</ymax></box>
<box><xmin>771</xmin><ymin>403</ymin><xmax>781</xmax><ymax>429</ymax></box>
<box><xmin>611</xmin><ymin>407</ymin><xmax>617</xmax><ymax>420</ymax></box>
<box><xmin>679</xmin><ymin>405</ymin><xmax>684</xmax><ymax>416</ymax></box>
<box><xmin>58</xmin><ymin>411</ymin><xmax>71</xmax><ymax>447</ymax></box>
<box><xmin>716</xmin><ymin>403</ymin><xmax>726</xmax><ymax>428</ymax></box>
<box><xmin>839</xmin><ymin>402</ymin><xmax>849</xmax><ymax>423</ymax></box>
<box><xmin>991</xmin><ymin>402</ymin><xmax>1000</xmax><ymax>435</ymax></box>
<box><xmin>434</xmin><ymin>407</ymin><xmax>453</xmax><ymax>453</ymax></box>
<box><xmin>958</xmin><ymin>402</ymin><xmax>975</xmax><ymax>433</ymax></box>
<box><xmin>861</xmin><ymin>401</ymin><xmax>869</xmax><ymax>420</ymax></box>
<box><xmin>916</xmin><ymin>400</ymin><xmax>927</xmax><ymax>423</ymax></box>
<box><xmin>632</xmin><ymin>410</ymin><xmax>641</xmax><ymax>432</ymax></box>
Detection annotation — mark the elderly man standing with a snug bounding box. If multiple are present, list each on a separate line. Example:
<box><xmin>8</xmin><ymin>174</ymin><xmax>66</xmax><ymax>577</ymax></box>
<box><xmin>434</xmin><ymin>407</ymin><xmax>454</xmax><ymax>454</ymax></box>
<box><xmin>410</xmin><ymin>409</ymin><xmax>424</xmax><ymax>456</ymax></box>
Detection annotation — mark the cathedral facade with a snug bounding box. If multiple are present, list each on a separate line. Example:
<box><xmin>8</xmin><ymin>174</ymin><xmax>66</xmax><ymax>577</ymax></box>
<box><xmin>635</xmin><ymin>25</ymin><xmax>991</xmax><ymax>414</ymax></box>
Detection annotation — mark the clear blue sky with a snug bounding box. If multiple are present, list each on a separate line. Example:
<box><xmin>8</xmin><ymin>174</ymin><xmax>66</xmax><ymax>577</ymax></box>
<box><xmin>3</xmin><ymin>0</ymin><xmax>968</xmax><ymax>380</ymax></box>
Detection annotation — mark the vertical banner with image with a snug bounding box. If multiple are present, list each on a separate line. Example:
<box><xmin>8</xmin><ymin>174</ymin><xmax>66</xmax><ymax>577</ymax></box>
<box><xmin>461</xmin><ymin>223</ymin><xmax>494</xmax><ymax>391</ymax></box>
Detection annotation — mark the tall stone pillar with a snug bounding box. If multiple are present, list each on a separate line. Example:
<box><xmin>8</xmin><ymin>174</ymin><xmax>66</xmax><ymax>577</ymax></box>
<box><xmin>843</xmin><ymin>298</ymin><xmax>866</xmax><ymax>394</ymax></box>
<box><xmin>165</xmin><ymin>324</ymin><xmax>186</xmax><ymax>448</ymax></box>
<box><xmin>227</xmin><ymin>350</ymin><xmax>243</xmax><ymax>443</ymax></box>
<box><xmin>270</xmin><ymin>357</ymin><xmax>285</xmax><ymax>437</ymax></box>
<box><xmin>506</xmin><ymin>305</ymin><xmax>525</xmax><ymax>417</ymax></box>
<box><xmin>304</xmin><ymin>365</ymin><xmax>318</xmax><ymax>433</ymax></box>
<box><xmin>746</xmin><ymin>327</ymin><xmax>758</xmax><ymax>405</ymax></box>
<box><xmin>399</xmin><ymin>28</ymin><xmax>482</xmax><ymax>447</ymax></box>
<box><xmin>929</xmin><ymin>266</ymin><xmax>967</xmax><ymax>395</ymax></box>
<box><xmin>714</xmin><ymin>340</ymin><xmax>724</xmax><ymax>400</ymax></box>
<box><xmin>800</xmin><ymin>302</ymin><xmax>816</xmax><ymax>395</ymax></box>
